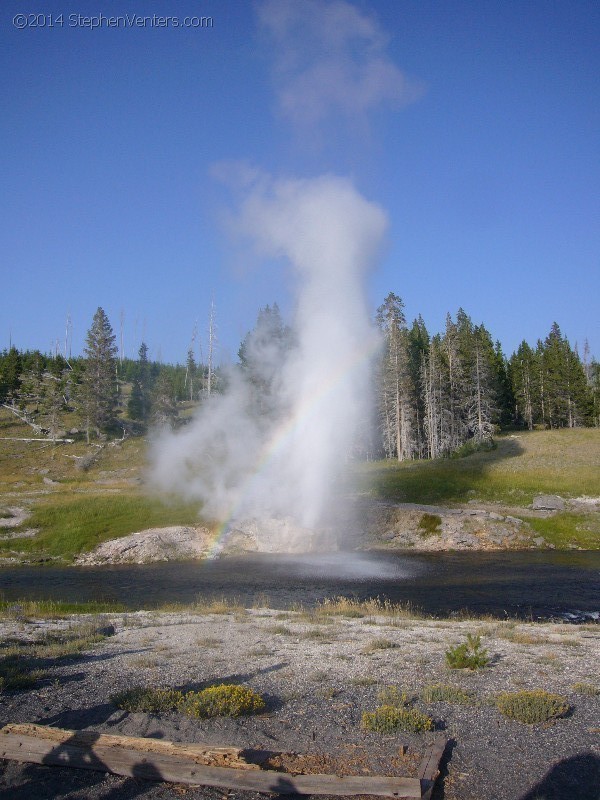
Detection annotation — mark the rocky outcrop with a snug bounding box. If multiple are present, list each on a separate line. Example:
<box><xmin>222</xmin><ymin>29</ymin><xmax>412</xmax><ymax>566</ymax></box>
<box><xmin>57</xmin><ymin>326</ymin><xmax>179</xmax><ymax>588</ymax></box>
<box><xmin>75</xmin><ymin>526</ymin><xmax>213</xmax><ymax>565</ymax></box>
<box><xmin>0</xmin><ymin>507</ymin><xmax>30</xmax><ymax>528</ymax></box>
<box><xmin>532</xmin><ymin>494</ymin><xmax>565</xmax><ymax>511</ymax></box>
<box><xmin>71</xmin><ymin>493</ymin><xmax>600</xmax><ymax>564</ymax></box>
<box><xmin>359</xmin><ymin>500</ymin><xmax>537</xmax><ymax>551</ymax></box>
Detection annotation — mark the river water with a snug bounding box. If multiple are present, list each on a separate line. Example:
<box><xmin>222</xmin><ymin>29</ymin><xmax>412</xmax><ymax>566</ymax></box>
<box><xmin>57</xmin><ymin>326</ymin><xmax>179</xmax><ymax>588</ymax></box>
<box><xmin>1</xmin><ymin>551</ymin><xmax>599</xmax><ymax>620</ymax></box>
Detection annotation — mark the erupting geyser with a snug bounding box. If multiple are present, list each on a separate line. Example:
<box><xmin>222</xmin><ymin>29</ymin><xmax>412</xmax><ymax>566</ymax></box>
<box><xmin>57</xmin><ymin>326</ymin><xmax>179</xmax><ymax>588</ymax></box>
<box><xmin>149</xmin><ymin>172</ymin><xmax>387</xmax><ymax>552</ymax></box>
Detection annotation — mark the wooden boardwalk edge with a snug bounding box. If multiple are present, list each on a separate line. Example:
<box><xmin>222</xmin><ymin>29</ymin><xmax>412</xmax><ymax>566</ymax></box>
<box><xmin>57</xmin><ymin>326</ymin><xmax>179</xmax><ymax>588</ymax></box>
<box><xmin>0</xmin><ymin>724</ymin><xmax>447</xmax><ymax>799</ymax></box>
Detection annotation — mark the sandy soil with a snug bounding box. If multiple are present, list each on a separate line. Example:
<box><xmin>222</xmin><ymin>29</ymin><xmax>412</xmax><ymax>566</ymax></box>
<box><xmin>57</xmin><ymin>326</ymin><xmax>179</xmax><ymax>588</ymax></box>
<box><xmin>1</xmin><ymin>609</ymin><xmax>599</xmax><ymax>800</ymax></box>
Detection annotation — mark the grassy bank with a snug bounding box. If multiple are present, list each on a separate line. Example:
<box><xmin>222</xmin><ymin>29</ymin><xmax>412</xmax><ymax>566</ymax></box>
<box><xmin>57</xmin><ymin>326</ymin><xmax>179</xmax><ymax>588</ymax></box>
<box><xmin>0</xmin><ymin>598</ymin><xmax>126</xmax><ymax>618</ymax></box>
<box><xmin>361</xmin><ymin>429</ymin><xmax>600</xmax><ymax>506</ymax></box>
<box><xmin>0</xmin><ymin>494</ymin><xmax>203</xmax><ymax>561</ymax></box>
<box><xmin>1</xmin><ymin>404</ymin><xmax>599</xmax><ymax>558</ymax></box>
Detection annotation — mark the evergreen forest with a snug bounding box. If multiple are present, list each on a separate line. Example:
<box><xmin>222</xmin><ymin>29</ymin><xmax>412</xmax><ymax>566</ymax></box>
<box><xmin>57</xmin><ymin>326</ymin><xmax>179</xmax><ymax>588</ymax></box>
<box><xmin>1</xmin><ymin>299</ymin><xmax>598</xmax><ymax>460</ymax></box>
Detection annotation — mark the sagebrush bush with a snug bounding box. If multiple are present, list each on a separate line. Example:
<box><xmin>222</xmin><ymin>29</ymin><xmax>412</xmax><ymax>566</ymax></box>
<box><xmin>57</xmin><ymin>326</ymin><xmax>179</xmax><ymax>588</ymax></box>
<box><xmin>572</xmin><ymin>682</ymin><xmax>599</xmax><ymax>696</ymax></box>
<box><xmin>418</xmin><ymin>513</ymin><xmax>442</xmax><ymax>536</ymax></box>
<box><xmin>494</xmin><ymin>690</ymin><xmax>569</xmax><ymax>724</ymax></box>
<box><xmin>178</xmin><ymin>684</ymin><xmax>266</xmax><ymax>718</ymax></box>
<box><xmin>445</xmin><ymin>634</ymin><xmax>489</xmax><ymax>670</ymax></box>
<box><xmin>421</xmin><ymin>683</ymin><xmax>474</xmax><ymax>705</ymax></box>
<box><xmin>362</xmin><ymin>705</ymin><xmax>433</xmax><ymax>734</ymax></box>
<box><xmin>377</xmin><ymin>686</ymin><xmax>408</xmax><ymax>707</ymax></box>
<box><xmin>112</xmin><ymin>683</ymin><xmax>266</xmax><ymax>718</ymax></box>
<box><xmin>111</xmin><ymin>686</ymin><xmax>183</xmax><ymax>713</ymax></box>
<box><xmin>362</xmin><ymin>637</ymin><xmax>397</xmax><ymax>654</ymax></box>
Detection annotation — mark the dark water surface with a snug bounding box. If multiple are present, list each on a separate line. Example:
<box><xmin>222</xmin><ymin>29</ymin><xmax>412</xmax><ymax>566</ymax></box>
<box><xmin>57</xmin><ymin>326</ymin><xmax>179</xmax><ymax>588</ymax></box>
<box><xmin>1</xmin><ymin>551</ymin><xmax>599</xmax><ymax>620</ymax></box>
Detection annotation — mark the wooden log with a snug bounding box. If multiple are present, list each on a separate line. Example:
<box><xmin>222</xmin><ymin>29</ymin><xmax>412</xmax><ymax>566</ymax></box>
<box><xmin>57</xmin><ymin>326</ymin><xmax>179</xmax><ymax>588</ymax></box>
<box><xmin>0</xmin><ymin>724</ymin><xmax>259</xmax><ymax>770</ymax></box>
<box><xmin>418</xmin><ymin>735</ymin><xmax>447</xmax><ymax>800</ymax></box>
<box><xmin>0</xmin><ymin>724</ymin><xmax>425</xmax><ymax>798</ymax></box>
<box><xmin>0</xmin><ymin>437</ymin><xmax>74</xmax><ymax>443</ymax></box>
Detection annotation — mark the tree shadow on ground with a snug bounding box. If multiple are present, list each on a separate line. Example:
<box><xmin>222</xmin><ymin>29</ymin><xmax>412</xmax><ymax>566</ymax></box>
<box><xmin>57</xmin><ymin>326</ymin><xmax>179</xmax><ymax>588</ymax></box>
<box><xmin>519</xmin><ymin>752</ymin><xmax>600</xmax><ymax>800</ymax></box>
<box><xmin>38</xmin><ymin>701</ymin><xmax>126</xmax><ymax>730</ymax></box>
<box><xmin>0</xmin><ymin>728</ymin><xmax>165</xmax><ymax>800</ymax></box>
<box><xmin>361</xmin><ymin>436</ymin><xmax>526</xmax><ymax>506</ymax></box>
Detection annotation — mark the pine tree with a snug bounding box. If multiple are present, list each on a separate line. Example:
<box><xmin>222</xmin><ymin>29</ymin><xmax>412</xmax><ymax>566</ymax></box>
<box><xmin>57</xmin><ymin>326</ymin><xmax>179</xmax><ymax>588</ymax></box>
<box><xmin>80</xmin><ymin>308</ymin><xmax>118</xmax><ymax>441</ymax></box>
<box><xmin>39</xmin><ymin>369</ymin><xmax>68</xmax><ymax>441</ymax></box>
<box><xmin>18</xmin><ymin>352</ymin><xmax>45</xmax><ymax>411</ymax></box>
<box><xmin>589</xmin><ymin>359</ymin><xmax>600</xmax><ymax>427</ymax></box>
<box><xmin>376</xmin><ymin>293</ymin><xmax>417</xmax><ymax>460</ymax></box>
<box><xmin>151</xmin><ymin>371</ymin><xmax>178</xmax><ymax>427</ymax></box>
<box><xmin>493</xmin><ymin>340</ymin><xmax>514</xmax><ymax>428</ymax></box>
<box><xmin>137</xmin><ymin>342</ymin><xmax>151</xmax><ymax>420</ymax></box>
<box><xmin>466</xmin><ymin>326</ymin><xmax>496</xmax><ymax>442</ymax></box>
<box><xmin>127</xmin><ymin>378</ymin><xmax>145</xmax><ymax>420</ymax></box>
<box><xmin>441</xmin><ymin>313</ymin><xmax>467</xmax><ymax>452</ymax></box>
<box><xmin>407</xmin><ymin>316</ymin><xmax>429</xmax><ymax>458</ymax></box>
<box><xmin>536</xmin><ymin>323</ymin><xmax>592</xmax><ymax>428</ymax></box>
<box><xmin>421</xmin><ymin>334</ymin><xmax>450</xmax><ymax>458</ymax></box>
<box><xmin>0</xmin><ymin>347</ymin><xmax>23</xmax><ymax>403</ymax></box>
<box><xmin>510</xmin><ymin>341</ymin><xmax>537</xmax><ymax>429</ymax></box>
<box><xmin>185</xmin><ymin>347</ymin><xmax>196</xmax><ymax>402</ymax></box>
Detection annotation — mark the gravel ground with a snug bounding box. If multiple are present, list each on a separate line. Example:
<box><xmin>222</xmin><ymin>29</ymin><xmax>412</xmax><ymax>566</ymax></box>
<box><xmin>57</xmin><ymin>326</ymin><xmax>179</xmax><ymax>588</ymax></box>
<box><xmin>1</xmin><ymin>609</ymin><xmax>599</xmax><ymax>800</ymax></box>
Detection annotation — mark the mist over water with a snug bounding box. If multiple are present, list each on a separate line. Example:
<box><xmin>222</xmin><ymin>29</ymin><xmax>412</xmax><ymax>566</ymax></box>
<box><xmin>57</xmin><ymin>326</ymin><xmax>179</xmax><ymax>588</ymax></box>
<box><xmin>275</xmin><ymin>552</ymin><xmax>419</xmax><ymax>581</ymax></box>
<box><xmin>149</xmin><ymin>173</ymin><xmax>387</xmax><ymax>548</ymax></box>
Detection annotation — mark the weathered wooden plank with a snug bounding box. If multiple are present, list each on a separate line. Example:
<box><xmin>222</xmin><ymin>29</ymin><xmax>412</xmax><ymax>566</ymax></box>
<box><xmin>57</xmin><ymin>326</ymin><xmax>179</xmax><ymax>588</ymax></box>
<box><xmin>418</xmin><ymin>735</ymin><xmax>447</xmax><ymax>800</ymax></box>
<box><xmin>1</xmin><ymin>724</ymin><xmax>255</xmax><ymax>769</ymax></box>
<box><xmin>0</xmin><ymin>728</ymin><xmax>424</xmax><ymax>798</ymax></box>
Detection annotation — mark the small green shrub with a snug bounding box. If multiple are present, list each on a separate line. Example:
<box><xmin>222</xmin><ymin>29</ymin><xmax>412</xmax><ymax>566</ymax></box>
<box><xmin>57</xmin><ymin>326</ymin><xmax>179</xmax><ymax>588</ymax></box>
<box><xmin>112</xmin><ymin>686</ymin><xmax>183</xmax><ymax>713</ymax></box>
<box><xmin>362</xmin><ymin>637</ymin><xmax>397</xmax><ymax>654</ymax></box>
<box><xmin>445</xmin><ymin>634</ymin><xmax>489</xmax><ymax>670</ymax></box>
<box><xmin>113</xmin><ymin>684</ymin><xmax>266</xmax><ymax>718</ymax></box>
<box><xmin>178</xmin><ymin>684</ymin><xmax>265</xmax><ymax>718</ymax></box>
<box><xmin>572</xmin><ymin>682</ymin><xmax>599</xmax><ymax>696</ymax></box>
<box><xmin>316</xmin><ymin>596</ymin><xmax>420</xmax><ymax>620</ymax></box>
<box><xmin>299</xmin><ymin>628</ymin><xmax>329</xmax><ymax>640</ymax></box>
<box><xmin>494</xmin><ymin>690</ymin><xmax>570</xmax><ymax>724</ymax></box>
<box><xmin>362</xmin><ymin>705</ymin><xmax>433</xmax><ymax>734</ymax></box>
<box><xmin>418</xmin><ymin>513</ymin><xmax>442</xmax><ymax>536</ymax></box>
<box><xmin>421</xmin><ymin>683</ymin><xmax>474</xmax><ymax>705</ymax></box>
<box><xmin>377</xmin><ymin>685</ymin><xmax>408</xmax><ymax>707</ymax></box>
<box><xmin>196</xmin><ymin>637</ymin><xmax>222</xmax><ymax>648</ymax></box>
<box><xmin>0</xmin><ymin>660</ymin><xmax>43</xmax><ymax>690</ymax></box>
<box><xmin>350</xmin><ymin>676</ymin><xmax>377</xmax><ymax>686</ymax></box>
<box><xmin>496</xmin><ymin>629</ymin><xmax>548</xmax><ymax>645</ymax></box>
<box><xmin>248</xmin><ymin>646</ymin><xmax>272</xmax><ymax>657</ymax></box>
<box><xmin>191</xmin><ymin>597</ymin><xmax>245</xmax><ymax>615</ymax></box>
<box><xmin>270</xmin><ymin>625</ymin><xmax>292</xmax><ymax>635</ymax></box>
<box><xmin>451</xmin><ymin>438</ymin><xmax>496</xmax><ymax>459</ymax></box>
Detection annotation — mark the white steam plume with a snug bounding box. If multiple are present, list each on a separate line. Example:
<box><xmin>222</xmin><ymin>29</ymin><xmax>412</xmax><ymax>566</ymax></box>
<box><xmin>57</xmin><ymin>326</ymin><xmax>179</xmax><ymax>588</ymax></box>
<box><xmin>149</xmin><ymin>172</ymin><xmax>387</xmax><ymax>543</ymax></box>
<box><xmin>257</xmin><ymin>0</ymin><xmax>422</xmax><ymax>135</ymax></box>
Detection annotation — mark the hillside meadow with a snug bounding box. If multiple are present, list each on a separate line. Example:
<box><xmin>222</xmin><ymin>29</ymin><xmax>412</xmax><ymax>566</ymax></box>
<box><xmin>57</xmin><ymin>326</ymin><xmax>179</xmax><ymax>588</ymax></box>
<box><xmin>1</xmin><ymin>404</ymin><xmax>599</xmax><ymax>561</ymax></box>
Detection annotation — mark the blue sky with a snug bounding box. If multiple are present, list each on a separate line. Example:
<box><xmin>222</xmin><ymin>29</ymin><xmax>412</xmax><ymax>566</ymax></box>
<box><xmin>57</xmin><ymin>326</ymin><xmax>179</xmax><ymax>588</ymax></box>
<box><xmin>1</xmin><ymin>0</ymin><xmax>598</xmax><ymax>365</ymax></box>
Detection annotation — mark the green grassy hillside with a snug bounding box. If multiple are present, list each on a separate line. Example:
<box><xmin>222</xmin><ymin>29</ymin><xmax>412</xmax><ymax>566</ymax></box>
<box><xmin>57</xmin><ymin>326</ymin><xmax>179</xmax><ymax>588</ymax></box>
<box><xmin>359</xmin><ymin>429</ymin><xmax>600</xmax><ymax>549</ymax></box>
<box><xmin>0</xmin><ymin>408</ymin><xmax>203</xmax><ymax>562</ymax></box>
<box><xmin>1</xmin><ymin>405</ymin><xmax>599</xmax><ymax>558</ymax></box>
<box><xmin>360</xmin><ymin>429</ymin><xmax>600</xmax><ymax>506</ymax></box>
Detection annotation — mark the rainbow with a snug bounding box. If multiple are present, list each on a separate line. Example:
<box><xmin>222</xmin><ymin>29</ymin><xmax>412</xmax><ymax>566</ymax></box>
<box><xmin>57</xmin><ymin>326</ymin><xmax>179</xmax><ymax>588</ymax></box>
<box><xmin>203</xmin><ymin>330</ymin><xmax>382</xmax><ymax>558</ymax></box>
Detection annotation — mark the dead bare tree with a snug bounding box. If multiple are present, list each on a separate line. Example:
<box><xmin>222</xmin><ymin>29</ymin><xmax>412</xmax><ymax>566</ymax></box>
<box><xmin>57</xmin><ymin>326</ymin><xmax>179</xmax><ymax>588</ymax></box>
<box><xmin>207</xmin><ymin>299</ymin><xmax>216</xmax><ymax>397</ymax></box>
